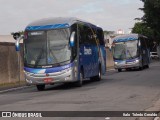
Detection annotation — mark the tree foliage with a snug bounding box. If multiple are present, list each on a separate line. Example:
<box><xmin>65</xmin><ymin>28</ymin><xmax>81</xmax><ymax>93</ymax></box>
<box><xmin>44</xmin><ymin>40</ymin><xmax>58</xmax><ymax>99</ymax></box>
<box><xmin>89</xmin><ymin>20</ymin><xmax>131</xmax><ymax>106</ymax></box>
<box><xmin>132</xmin><ymin>22</ymin><xmax>154</xmax><ymax>38</ymax></box>
<box><xmin>132</xmin><ymin>0</ymin><xmax>160</xmax><ymax>43</ymax></box>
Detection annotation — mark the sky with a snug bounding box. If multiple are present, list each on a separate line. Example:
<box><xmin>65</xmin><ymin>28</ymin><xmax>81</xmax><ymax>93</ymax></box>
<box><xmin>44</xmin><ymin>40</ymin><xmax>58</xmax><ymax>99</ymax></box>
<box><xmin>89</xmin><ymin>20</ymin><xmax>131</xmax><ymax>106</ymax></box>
<box><xmin>0</xmin><ymin>0</ymin><xmax>144</xmax><ymax>35</ymax></box>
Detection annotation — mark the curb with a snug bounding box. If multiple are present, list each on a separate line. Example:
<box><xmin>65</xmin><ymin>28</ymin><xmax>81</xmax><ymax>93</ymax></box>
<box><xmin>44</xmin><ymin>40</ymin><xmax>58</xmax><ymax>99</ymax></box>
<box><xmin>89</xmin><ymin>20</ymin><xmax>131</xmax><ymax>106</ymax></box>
<box><xmin>136</xmin><ymin>99</ymin><xmax>160</xmax><ymax>120</ymax></box>
<box><xmin>0</xmin><ymin>85</ymin><xmax>31</xmax><ymax>94</ymax></box>
<box><xmin>107</xmin><ymin>67</ymin><xmax>115</xmax><ymax>72</ymax></box>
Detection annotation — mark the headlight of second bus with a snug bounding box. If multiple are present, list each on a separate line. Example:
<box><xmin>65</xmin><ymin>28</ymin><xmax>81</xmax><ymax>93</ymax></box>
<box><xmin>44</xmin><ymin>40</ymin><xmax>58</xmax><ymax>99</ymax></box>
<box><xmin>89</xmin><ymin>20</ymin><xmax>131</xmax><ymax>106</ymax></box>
<box><xmin>135</xmin><ymin>59</ymin><xmax>139</xmax><ymax>63</ymax></box>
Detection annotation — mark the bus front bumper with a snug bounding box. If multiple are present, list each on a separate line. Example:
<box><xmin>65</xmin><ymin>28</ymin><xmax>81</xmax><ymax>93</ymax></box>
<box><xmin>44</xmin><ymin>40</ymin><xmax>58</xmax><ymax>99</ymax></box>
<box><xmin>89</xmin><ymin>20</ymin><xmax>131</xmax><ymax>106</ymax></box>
<box><xmin>114</xmin><ymin>60</ymin><xmax>140</xmax><ymax>69</ymax></box>
<box><xmin>24</xmin><ymin>67</ymin><xmax>77</xmax><ymax>85</ymax></box>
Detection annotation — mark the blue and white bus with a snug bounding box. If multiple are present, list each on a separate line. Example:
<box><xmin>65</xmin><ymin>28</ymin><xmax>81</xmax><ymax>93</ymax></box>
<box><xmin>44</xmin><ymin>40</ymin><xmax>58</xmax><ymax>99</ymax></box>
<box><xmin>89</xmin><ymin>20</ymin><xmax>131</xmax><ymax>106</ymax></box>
<box><xmin>15</xmin><ymin>17</ymin><xmax>106</xmax><ymax>90</ymax></box>
<box><xmin>112</xmin><ymin>34</ymin><xmax>150</xmax><ymax>72</ymax></box>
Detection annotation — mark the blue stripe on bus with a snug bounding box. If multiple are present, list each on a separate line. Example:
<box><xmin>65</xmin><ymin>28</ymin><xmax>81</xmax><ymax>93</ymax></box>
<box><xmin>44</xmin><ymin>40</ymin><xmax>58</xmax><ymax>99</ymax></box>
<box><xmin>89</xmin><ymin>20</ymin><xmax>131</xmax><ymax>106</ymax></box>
<box><xmin>25</xmin><ymin>23</ymin><xmax>69</xmax><ymax>31</ymax></box>
<box><xmin>114</xmin><ymin>37</ymin><xmax>138</xmax><ymax>42</ymax></box>
<box><xmin>24</xmin><ymin>63</ymin><xmax>73</xmax><ymax>74</ymax></box>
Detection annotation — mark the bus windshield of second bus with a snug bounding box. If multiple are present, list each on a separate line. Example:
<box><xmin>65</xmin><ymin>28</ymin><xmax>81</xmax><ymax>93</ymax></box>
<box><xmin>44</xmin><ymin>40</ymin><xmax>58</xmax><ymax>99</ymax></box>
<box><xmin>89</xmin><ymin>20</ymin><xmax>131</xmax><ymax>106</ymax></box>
<box><xmin>24</xmin><ymin>28</ymin><xmax>72</xmax><ymax>68</ymax></box>
<box><xmin>113</xmin><ymin>40</ymin><xmax>138</xmax><ymax>60</ymax></box>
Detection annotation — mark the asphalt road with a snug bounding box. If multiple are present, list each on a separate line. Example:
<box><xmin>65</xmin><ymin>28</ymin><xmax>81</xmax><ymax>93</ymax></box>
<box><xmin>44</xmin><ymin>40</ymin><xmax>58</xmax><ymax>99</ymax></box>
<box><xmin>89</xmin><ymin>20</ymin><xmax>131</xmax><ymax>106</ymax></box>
<box><xmin>0</xmin><ymin>61</ymin><xmax>160</xmax><ymax>120</ymax></box>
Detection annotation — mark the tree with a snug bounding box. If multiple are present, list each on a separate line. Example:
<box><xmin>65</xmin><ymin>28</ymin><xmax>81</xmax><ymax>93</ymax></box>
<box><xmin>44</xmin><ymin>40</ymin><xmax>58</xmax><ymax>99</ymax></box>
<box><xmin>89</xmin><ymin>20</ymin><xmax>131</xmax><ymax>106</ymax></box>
<box><xmin>140</xmin><ymin>0</ymin><xmax>160</xmax><ymax>43</ymax></box>
<box><xmin>132</xmin><ymin>22</ymin><xmax>154</xmax><ymax>38</ymax></box>
<box><xmin>132</xmin><ymin>22</ymin><xmax>155</xmax><ymax>50</ymax></box>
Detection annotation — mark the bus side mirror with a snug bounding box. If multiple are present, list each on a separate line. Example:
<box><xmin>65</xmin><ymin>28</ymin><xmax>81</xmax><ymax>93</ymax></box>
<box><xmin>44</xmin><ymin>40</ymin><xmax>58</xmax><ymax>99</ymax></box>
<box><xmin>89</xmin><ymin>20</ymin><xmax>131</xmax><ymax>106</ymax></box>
<box><xmin>12</xmin><ymin>32</ymin><xmax>24</xmax><ymax>51</ymax></box>
<box><xmin>15</xmin><ymin>39</ymin><xmax>21</xmax><ymax>51</ymax></box>
<box><xmin>70</xmin><ymin>31</ymin><xmax>75</xmax><ymax>47</ymax></box>
<box><xmin>12</xmin><ymin>32</ymin><xmax>21</xmax><ymax>40</ymax></box>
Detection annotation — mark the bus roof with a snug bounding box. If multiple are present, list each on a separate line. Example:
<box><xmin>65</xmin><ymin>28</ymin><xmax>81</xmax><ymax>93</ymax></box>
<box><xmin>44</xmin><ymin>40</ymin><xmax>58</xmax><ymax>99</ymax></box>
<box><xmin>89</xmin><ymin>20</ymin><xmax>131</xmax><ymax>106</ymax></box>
<box><xmin>25</xmin><ymin>17</ymin><xmax>99</xmax><ymax>31</ymax></box>
<box><xmin>113</xmin><ymin>34</ymin><xmax>147</xmax><ymax>43</ymax></box>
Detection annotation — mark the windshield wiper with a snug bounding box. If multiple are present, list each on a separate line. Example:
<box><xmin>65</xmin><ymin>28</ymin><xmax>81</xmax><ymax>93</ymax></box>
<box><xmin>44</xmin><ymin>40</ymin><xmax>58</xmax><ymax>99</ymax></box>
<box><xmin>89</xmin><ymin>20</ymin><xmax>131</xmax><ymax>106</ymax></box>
<box><xmin>48</xmin><ymin>59</ymin><xmax>71</xmax><ymax>66</ymax></box>
<box><xmin>34</xmin><ymin>48</ymin><xmax>45</xmax><ymax>67</ymax></box>
<box><xmin>127</xmin><ymin>50</ymin><xmax>134</xmax><ymax>59</ymax></box>
<box><xmin>119</xmin><ymin>49</ymin><xmax>126</xmax><ymax>59</ymax></box>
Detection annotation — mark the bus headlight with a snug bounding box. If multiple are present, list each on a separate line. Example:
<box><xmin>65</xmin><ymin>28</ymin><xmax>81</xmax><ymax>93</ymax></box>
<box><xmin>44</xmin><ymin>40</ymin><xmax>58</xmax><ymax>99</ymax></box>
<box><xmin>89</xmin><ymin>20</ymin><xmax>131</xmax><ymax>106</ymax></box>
<box><xmin>135</xmin><ymin>59</ymin><xmax>139</xmax><ymax>63</ymax></box>
<box><xmin>65</xmin><ymin>75</ymin><xmax>71</xmax><ymax>81</ymax></box>
<box><xmin>115</xmin><ymin>62</ymin><xmax>118</xmax><ymax>65</ymax></box>
<box><xmin>26</xmin><ymin>79</ymin><xmax>32</xmax><ymax>84</ymax></box>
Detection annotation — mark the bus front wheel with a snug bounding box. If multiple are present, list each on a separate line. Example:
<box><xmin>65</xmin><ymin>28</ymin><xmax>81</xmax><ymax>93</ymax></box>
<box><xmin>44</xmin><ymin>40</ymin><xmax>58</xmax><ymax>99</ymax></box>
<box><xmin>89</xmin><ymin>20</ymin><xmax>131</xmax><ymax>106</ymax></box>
<box><xmin>36</xmin><ymin>84</ymin><xmax>45</xmax><ymax>91</ymax></box>
<box><xmin>118</xmin><ymin>69</ymin><xmax>122</xmax><ymax>72</ymax></box>
<box><xmin>75</xmin><ymin>71</ymin><xmax>83</xmax><ymax>87</ymax></box>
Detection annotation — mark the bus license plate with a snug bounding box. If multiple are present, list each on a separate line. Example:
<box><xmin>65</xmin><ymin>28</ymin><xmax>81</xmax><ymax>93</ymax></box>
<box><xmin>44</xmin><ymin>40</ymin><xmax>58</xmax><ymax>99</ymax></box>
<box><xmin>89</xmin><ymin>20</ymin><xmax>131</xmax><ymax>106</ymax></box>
<box><xmin>44</xmin><ymin>78</ymin><xmax>53</xmax><ymax>83</ymax></box>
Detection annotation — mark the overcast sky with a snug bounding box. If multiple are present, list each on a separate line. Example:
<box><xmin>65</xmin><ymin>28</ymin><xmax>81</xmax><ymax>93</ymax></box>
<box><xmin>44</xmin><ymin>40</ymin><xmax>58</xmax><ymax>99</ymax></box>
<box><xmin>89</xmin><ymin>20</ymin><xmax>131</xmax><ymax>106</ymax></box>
<box><xmin>0</xmin><ymin>0</ymin><xmax>144</xmax><ymax>35</ymax></box>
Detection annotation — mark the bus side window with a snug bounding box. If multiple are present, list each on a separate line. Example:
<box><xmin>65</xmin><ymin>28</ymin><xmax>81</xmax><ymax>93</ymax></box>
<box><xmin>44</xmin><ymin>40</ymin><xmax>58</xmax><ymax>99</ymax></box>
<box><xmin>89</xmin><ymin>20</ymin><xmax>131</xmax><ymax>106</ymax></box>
<box><xmin>83</xmin><ymin>25</ymin><xmax>91</xmax><ymax>44</ymax></box>
<box><xmin>85</xmin><ymin>25</ymin><xmax>96</xmax><ymax>45</ymax></box>
<box><xmin>140</xmin><ymin>37</ymin><xmax>148</xmax><ymax>55</ymax></box>
<box><xmin>79</xmin><ymin>24</ymin><xmax>90</xmax><ymax>44</ymax></box>
<box><xmin>86</xmin><ymin>25</ymin><xmax>92</xmax><ymax>44</ymax></box>
<box><xmin>97</xmin><ymin>29</ymin><xmax>105</xmax><ymax>45</ymax></box>
<box><xmin>78</xmin><ymin>23</ymin><xmax>85</xmax><ymax>45</ymax></box>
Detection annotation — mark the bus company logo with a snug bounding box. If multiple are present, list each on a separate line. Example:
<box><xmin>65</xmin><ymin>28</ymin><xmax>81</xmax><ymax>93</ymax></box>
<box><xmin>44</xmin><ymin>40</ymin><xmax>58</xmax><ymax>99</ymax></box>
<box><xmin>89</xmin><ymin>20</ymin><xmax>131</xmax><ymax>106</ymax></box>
<box><xmin>2</xmin><ymin>112</ymin><xmax>11</xmax><ymax>117</ymax></box>
<box><xmin>84</xmin><ymin>47</ymin><xmax>92</xmax><ymax>55</ymax></box>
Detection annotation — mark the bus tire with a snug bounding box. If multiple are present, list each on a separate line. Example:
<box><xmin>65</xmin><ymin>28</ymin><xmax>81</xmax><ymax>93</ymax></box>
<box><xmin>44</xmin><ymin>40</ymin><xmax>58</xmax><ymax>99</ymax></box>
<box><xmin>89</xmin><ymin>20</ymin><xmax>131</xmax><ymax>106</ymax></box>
<box><xmin>96</xmin><ymin>66</ymin><xmax>102</xmax><ymax>81</ymax></box>
<box><xmin>75</xmin><ymin>70</ymin><xmax>83</xmax><ymax>87</ymax></box>
<box><xmin>126</xmin><ymin>68</ymin><xmax>131</xmax><ymax>71</ymax></box>
<box><xmin>146</xmin><ymin>64</ymin><xmax>149</xmax><ymax>68</ymax></box>
<box><xmin>139</xmin><ymin>60</ymin><xmax>144</xmax><ymax>70</ymax></box>
<box><xmin>118</xmin><ymin>69</ymin><xmax>122</xmax><ymax>72</ymax></box>
<box><xmin>36</xmin><ymin>84</ymin><xmax>45</xmax><ymax>91</ymax></box>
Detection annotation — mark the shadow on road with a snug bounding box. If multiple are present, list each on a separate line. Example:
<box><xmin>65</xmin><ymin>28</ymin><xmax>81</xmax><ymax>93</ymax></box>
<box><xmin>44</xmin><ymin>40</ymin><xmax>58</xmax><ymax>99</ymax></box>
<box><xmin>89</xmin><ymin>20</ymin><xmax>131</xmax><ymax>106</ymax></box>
<box><xmin>43</xmin><ymin>79</ymin><xmax>106</xmax><ymax>91</ymax></box>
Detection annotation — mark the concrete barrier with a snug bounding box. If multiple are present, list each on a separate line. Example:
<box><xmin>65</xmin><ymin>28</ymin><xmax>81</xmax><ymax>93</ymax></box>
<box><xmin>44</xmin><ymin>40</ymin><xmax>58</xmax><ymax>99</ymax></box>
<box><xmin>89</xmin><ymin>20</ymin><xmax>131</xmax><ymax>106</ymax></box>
<box><xmin>0</xmin><ymin>42</ymin><xmax>24</xmax><ymax>84</ymax></box>
<box><xmin>106</xmin><ymin>48</ymin><xmax>114</xmax><ymax>68</ymax></box>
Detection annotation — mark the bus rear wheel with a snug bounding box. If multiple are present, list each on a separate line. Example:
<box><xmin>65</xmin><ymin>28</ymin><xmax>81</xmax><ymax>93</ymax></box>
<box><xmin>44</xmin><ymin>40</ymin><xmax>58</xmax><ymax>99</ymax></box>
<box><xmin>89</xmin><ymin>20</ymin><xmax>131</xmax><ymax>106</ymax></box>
<box><xmin>96</xmin><ymin>68</ymin><xmax>102</xmax><ymax>81</ymax></box>
<box><xmin>146</xmin><ymin>64</ymin><xmax>149</xmax><ymax>68</ymax></box>
<box><xmin>36</xmin><ymin>84</ymin><xmax>45</xmax><ymax>91</ymax></box>
<box><xmin>118</xmin><ymin>69</ymin><xmax>122</xmax><ymax>72</ymax></box>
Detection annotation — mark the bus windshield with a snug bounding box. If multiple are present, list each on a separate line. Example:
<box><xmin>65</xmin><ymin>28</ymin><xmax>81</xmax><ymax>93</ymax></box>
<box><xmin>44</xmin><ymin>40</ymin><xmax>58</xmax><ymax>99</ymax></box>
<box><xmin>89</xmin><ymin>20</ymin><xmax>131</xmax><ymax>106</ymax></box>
<box><xmin>113</xmin><ymin>42</ymin><xmax>126</xmax><ymax>60</ymax></box>
<box><xmin>24</xmin><ymin>28</ymin><xmax>71</xmax><ymax>68</ymax></box>
<box><xmin>113</xmin><ymin>40</ymin><xmax>138</xmax><ymax>60</ymax></box>
<box><xmin>126</xmin><ymin>40</ymin><xmax>138</xmax><ymax>59</ymax></box>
